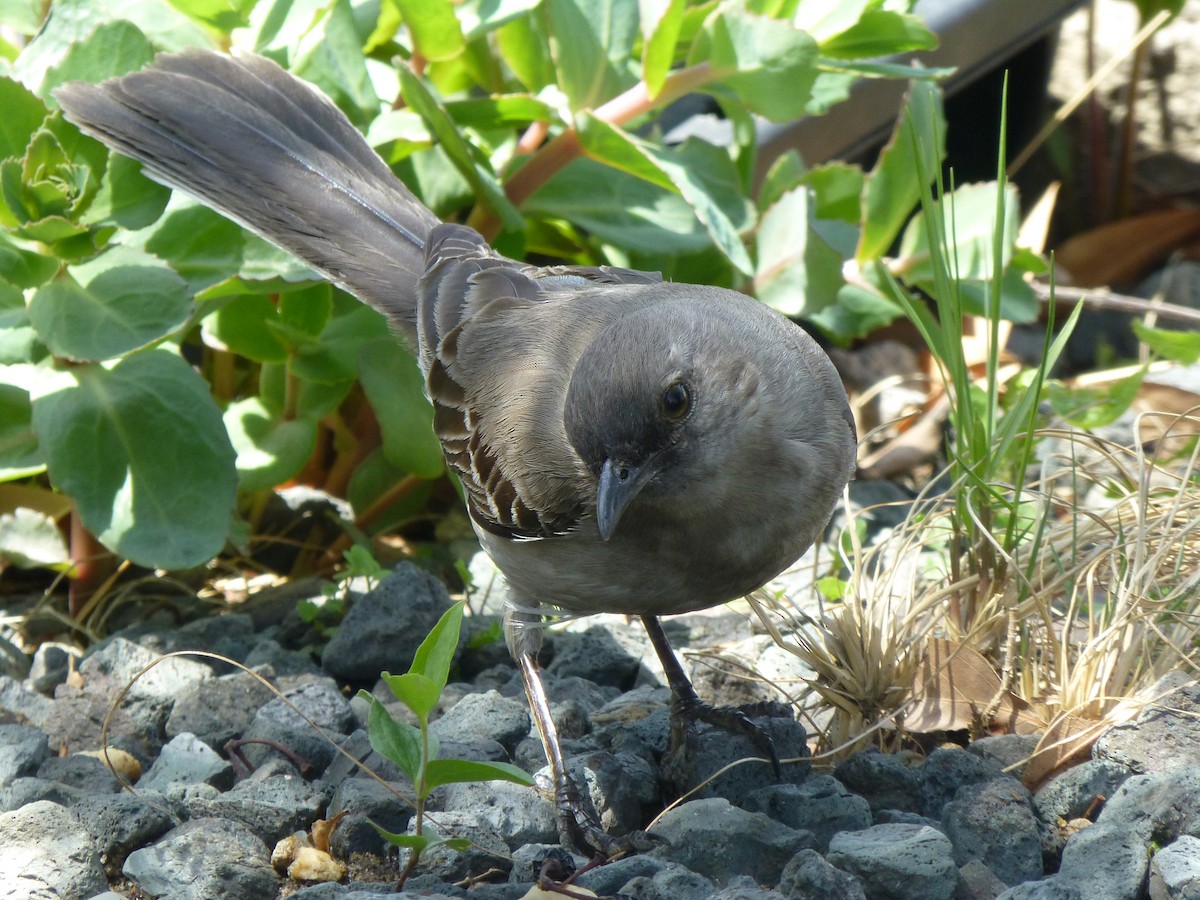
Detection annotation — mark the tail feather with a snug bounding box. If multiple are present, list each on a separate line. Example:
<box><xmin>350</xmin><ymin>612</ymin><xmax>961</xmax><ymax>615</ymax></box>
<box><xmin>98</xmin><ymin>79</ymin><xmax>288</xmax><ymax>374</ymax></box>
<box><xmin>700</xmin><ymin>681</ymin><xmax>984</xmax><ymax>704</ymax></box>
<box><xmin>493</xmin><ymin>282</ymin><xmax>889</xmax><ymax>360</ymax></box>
<box><xmin>56</xmin><ymin>51</ymin><xmax>440</xmax><ymax>340</ymax></box>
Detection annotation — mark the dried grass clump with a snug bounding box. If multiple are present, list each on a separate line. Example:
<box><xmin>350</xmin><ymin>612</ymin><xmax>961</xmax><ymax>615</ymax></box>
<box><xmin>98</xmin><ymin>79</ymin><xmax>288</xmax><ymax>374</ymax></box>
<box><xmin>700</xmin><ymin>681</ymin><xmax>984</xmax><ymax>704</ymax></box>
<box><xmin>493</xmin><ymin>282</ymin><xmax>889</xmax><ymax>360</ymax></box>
<box><xmin>756</xmin><ymin>410</ymin><xmax>1200</xmax><ymax>775</ymax></box>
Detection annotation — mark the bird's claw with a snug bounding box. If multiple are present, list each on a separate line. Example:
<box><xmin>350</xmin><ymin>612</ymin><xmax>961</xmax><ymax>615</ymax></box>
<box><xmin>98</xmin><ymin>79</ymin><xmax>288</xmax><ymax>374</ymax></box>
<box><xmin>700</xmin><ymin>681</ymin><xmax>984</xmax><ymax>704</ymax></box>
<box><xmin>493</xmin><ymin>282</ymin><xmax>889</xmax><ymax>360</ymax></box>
<box><xmin>671</xmin><ymin>695</ymin><xmax>784</xmax><ymax>775</ymax></box>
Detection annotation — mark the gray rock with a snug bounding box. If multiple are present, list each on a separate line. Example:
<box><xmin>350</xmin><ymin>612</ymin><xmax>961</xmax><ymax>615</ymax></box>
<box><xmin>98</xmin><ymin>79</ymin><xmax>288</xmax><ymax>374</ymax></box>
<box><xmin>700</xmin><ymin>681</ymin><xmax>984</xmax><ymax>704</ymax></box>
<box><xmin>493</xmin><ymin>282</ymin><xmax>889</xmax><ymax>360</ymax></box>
<box><xmin>921</xmin><ymin>748</ymin><xmax>1004</xmax><ymax>818</ymax></box>
<box><xmin>574</xmin><ymin>852</ymin><xmax>667</xmax><ymax>894</ymax></box>
<box><xmin>1034</xmin><ymin>759</ymin><xmax>1133</xmax><ymax>824</ymax></box>
<box><xmin>547</xmin><ymin>750</ymin><xmax>658</xmax><ymax>837</ymax></box>
<box><xmin>0</xmin><ymin>635</ymin><xmax>30</xmax><ymax>681</ymax></box>
<box><xmin>548</xmin><ymin>624</ymin><xmax>643</xmax><ymax>689</ymax></box>
<box><xmin>0</xmin><ymin>723</ymin><xmax>49</xmax><ymax>788</ymax></box>
<box><xmin>79</xmin><ymin>636</ymin><xmax>212</xmax><ymax>721</ymax></box>
<box><xmin>322</xmin><ymin>563</ymin><xmax>455</xmax><ymax>682</ymax></box>
<box><xmin>123</xmin><ymin>817</ymin><xmax>277</xmax><ymax>900</ymax></box>
<box><xmin>1056</xmin><ymin>821</ymin><xmax>1149</xmax><ymax>900</ymax></box>
<box><xmin>165</xmin><ymin>668</ymin><xmax>277</xmax><ymax>750</ymax></box>
<box><xmin>73</xmin><ymin>791</ymin><xmax>175</xmax><ymax>877</ymax></box>
<box><xmin>996</xmin><ymin>878</ymin><xmax>1084</xmax><ymax>899</ymax></box>
<box><xmin>0</xmin><ymin>675</ymin><xmax>56</xmax><ymax>728</ymax></box>
<box><xmin>778</xmin><ymin>848</ymin><xmax>867</xmax><ymax>899</ymax></box>
<box><xmin>589</xmin><ymin>685</ymin><xmax>671</xmax><ymax>760</ymax></box>
<box><xmin>240</xmin><ymin>675</ymin><xmax>356</xmax><ymax>774</ymax></box>
<box><xmin>744</xmin><ymin>776</ymin><xmax>873</xmax><ymax>852</ymax></box>
<box><xmin>651</xmin><ymin>797</ymin><xmax>817</xmax><ymax>885</ymax></box>
<box><xmin>244</xmin><ymin>637</ymin><xmax>321</xmax><ymax>676</ymax></box>
<box><xmin>439</xmin><ymin>778</ymin><xmax>556</xmax><ymax>848</ymax></box>
<box><xmin>37</xmin><ymin>753</ymin><xmax>120</xmax><ymax>795</ymax></box>
<box><xmin>621</xmin><ymin>860</ymin><xmax>719</xmax><ymax>899</ymax></box>
<box><xmin>875</xmin><ymin>809</ymin><xmax>945</xmax><ymax>829</ymax></box>
<box><xmin>39</xmin><ymin>687</ymin><xmax>152</xmax><ymax>764</ymax></box>
<box><xmin>835</xmin><ymin>749</ymin><xmax>923</xmax><ymax>814</ymax></box>
<box><xmin>1149</xmin><ymin>834</ymin><xmax>1200</xmax><ymax>900</ymax></box>
<box><xmin>184</xmin><ymin>773</ymin><xmax>328</xmax><ymax>844</ymax></box>
<box><xmin>327</xmin><ymin>776</ymin><xmax>412</xmax><ymax>857</ymax></box>
<box><xmin>29</xmin><ymin>643</ymin><xmax>79</xmax><ymax>696</ymax></box>
<box><xmin>157</xmin><ymin>613</ymin><xmax>260</xmax><ymax>666</ymax></box>
<box><xmin>712</xmin><ymin>877</ymin><xmax>789</xmax><ymax>899</ymax></box>
<box><xmin>827</xmin><ymin>824</ymin><xmax>958</xmax><ymax>900</ymax></box>
<box><xmin>1095</xmin><ymin>670</ymin><xmax>1200</xmax><ymax>775</ymax></box>
<box><xmin>941</xmin><ymin>777</ymin><xmax>1043</xmax><ymax>886</ymax></box>
<box><xmin>504</xmin><ymin>843</ymin><xmax>584</xmax><ymax>884</ymax></box>
<box><xmin>0</xmin><ymin>800</ymin><xmax>107</xmax><ymax>900</ymax></box>
<box><xmin>140</xmin><ymin>732</ymin><xmax>234</xmax><ymax>792</ymax></box>
<box><xmin>1097</xmin><ymin>769</ymin><xmax>1200</xmax><ymax>843</ymax></box>
<box><xmin>429</xmin><ymin>690</ymin><xmax>531</xmax><ymax>753</ymax></box>
<box><xmin>1</xmin><ymin>776</ymin><xmax>87</xmax><ymax>810</ymax></box>
<box><xmin>956</xmin><ymin>858</ymin><xmax>1009</xmax><ymax>900</ymax></box>
<box><xmin>968</xmin><ymin>734</ymin><xmax>1042</xmax><ymax>779</ymax></box>
<box><xmin>664</xmin><ymin>711</ymin><xmax>811</xmax><ymax>801</ymax></box>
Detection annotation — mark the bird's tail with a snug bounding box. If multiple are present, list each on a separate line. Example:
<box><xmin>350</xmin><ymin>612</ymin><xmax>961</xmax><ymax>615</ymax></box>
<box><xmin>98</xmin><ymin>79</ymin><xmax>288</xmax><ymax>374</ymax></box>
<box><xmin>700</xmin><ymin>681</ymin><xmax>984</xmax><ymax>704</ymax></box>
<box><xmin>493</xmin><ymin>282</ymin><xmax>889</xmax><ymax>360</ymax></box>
<box><xmin>56</xmin><ymin>50</ymin><xmax>441</xmax><ymax>342</ymax></box>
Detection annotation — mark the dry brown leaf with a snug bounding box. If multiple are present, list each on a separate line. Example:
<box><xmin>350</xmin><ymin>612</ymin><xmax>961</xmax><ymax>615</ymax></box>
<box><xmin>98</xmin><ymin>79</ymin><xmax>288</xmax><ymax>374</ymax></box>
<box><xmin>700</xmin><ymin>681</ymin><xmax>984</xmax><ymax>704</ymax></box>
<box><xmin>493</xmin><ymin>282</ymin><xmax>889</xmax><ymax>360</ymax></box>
<box><xmin>1018</xmin><ymin>182</ymin><xmax>1060</xmax><ymax>256</ymax></box>
<box><xmin>906</xmin><ymin>639</ymin><xmax>1042</xmax><ymax>736</ymax></box>
<box><xmin>1055</xmin><ymin>208</ymin><xmax>1200</xmax><ymax>288</ymax></box>
<box><xmin>1022</xmin><ymin>713</ymin><xmax>1111</xmax><ymax>790</ymax></box>
<box><xmin>79</xmin><ymin>747</ymin><xmax>141</xmax><ymax>783</ymax></box>
<box><xmin>310</xmin><ymin>811</ymin><xmax>348</xmax><ymax>854</ymax></box>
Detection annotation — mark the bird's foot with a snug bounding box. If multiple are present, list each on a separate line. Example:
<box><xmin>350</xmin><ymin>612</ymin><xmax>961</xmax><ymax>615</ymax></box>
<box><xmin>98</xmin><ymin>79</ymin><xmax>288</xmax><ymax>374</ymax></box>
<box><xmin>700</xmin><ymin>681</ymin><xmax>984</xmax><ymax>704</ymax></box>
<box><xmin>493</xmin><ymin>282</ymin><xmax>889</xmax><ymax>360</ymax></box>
<box><xmin>669</xmin><ymin>697</ymin><xmax>788</xmax><ymax>775</ymax></box>
<box><xmin>551</xmin><ymin>769</ymin><xmax>664</xmax><ymax>859</ymax></box>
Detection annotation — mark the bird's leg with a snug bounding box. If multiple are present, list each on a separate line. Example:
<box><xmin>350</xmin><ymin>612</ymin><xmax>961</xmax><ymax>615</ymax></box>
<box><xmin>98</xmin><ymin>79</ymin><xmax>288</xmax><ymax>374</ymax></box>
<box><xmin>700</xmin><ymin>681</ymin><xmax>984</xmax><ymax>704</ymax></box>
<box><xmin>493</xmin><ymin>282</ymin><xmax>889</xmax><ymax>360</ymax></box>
<box><xmin>640</xmin><ymin>614</ymin><xmax>781</xmax><ymax>774</ymax></box>
<box><xmin>507</xmin><ymin>606</ymin><xmax>652</xmax><ymax>857</ymax></box>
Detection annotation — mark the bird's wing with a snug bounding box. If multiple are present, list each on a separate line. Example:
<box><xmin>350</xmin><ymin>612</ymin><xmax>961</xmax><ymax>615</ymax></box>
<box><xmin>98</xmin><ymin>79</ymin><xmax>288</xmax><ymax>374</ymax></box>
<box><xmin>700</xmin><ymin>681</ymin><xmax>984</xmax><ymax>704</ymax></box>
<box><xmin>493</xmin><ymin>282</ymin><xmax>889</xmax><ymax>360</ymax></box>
<box><xmin>417</xmin><ymin>224</ymin><xmax>660</xmax><ymax>539</ymax></box>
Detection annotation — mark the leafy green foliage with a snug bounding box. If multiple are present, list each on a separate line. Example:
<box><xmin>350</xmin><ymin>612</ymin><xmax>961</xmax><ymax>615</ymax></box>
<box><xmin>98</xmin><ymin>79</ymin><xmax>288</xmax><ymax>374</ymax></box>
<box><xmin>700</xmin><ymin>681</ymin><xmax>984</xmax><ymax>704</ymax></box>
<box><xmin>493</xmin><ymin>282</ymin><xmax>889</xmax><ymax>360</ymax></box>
<box><xmin>0</xmin><ymin>0</ymin><xmax>1034</xmax><ymax>579</ymax></box>
<box><xmin>357</xmin><ymin>601</ymin><xmax>532</xmax><ymax>879</ymax></box>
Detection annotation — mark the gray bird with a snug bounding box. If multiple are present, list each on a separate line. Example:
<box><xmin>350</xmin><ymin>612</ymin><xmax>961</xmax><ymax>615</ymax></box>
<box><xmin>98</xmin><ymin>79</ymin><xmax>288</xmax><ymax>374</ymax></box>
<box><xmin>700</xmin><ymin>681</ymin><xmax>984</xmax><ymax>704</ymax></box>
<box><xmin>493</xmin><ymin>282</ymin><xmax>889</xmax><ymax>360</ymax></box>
<box><xmin>57</xmin><ymin>51</ymin><xmax>857</xmax><ymax>852</ymax></box>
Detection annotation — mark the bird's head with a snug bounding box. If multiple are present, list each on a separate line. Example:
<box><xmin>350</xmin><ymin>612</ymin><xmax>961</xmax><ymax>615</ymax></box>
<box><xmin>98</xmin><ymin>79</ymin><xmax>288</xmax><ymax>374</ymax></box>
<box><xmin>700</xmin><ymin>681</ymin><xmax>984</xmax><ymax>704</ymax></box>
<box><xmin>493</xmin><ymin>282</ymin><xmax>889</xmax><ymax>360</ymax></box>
<box><xmin>563</xmin><ymin>301</ymin><xmax>762</xmax><ymax>541</ymax></box>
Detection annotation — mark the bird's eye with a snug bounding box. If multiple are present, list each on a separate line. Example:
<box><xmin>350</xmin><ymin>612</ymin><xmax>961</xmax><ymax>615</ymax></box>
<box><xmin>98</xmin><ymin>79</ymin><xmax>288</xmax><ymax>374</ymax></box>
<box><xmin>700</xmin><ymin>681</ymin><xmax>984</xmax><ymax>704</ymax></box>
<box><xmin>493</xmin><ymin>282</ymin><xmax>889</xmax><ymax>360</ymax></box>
<box><xmin>662</xmin><ymin>381</ymin><xmax>690</xmax><ymax>419</ymax></box>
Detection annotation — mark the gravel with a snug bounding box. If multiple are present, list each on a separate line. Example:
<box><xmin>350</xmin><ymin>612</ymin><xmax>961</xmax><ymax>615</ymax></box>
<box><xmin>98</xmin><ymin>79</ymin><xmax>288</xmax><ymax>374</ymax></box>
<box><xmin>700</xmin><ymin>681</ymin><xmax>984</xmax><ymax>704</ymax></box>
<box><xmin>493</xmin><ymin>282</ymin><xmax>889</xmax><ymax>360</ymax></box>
<box><xmin>2</xmin><ymin>563</ymin><xmax>1199</xmax><ymax>900</ymax></box>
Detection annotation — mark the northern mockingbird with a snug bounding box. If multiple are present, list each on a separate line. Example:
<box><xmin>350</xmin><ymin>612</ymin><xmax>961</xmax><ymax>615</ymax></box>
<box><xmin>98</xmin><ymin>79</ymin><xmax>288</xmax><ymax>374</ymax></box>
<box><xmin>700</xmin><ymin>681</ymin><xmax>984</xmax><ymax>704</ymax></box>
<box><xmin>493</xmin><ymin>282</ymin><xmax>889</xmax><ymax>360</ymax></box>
<box><xmin>58</xmin><ymin>51</ymin><xmax>857</xmax><ymax>853</ymax></box>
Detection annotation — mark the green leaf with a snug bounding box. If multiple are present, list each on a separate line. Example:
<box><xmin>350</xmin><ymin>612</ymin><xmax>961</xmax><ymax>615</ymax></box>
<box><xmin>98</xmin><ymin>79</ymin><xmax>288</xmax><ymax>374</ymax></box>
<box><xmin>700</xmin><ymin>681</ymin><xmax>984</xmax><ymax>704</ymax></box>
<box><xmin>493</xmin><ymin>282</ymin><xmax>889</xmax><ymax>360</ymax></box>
<box><xmin>496</xmin><ymin>11</ymin><xmax>555</xmax><ymax>92</ymax></box>
<box><xmin>393</xmin><ymin>0</ymin><xmax>465</xmax><ymax>61</ymax></box>
<box><xmin>361</xmin><ymin>691</ymin><xmax>422</xmax><ymax>782</ymax></box>
<box><xmin>204</xmin><ymin>294</ymin><xmax>288</xmax><ymax>364</ymax></box>
<box><xmin>1047</xmin><ymin>370</ymin><xmax>1146</xmax><ymax>431</ymax></box>
<box><xmin>0</xmin><ymin>234</ymin><xmax>58</xmax><ymax>289</ymax></box>
<box><xmin>424</xmin><ymin>758</ymin><xmax>535</xmax><ymax>789</ymax></box>
<box><xmin>754</xmin><ymin>186</ymin><xmax>854</xmax><ymax>316</ymax></box>
<box><xmin>29</xmin><ymin>261</ymin><xmax>191</xmax><ymax>362</ymax></box>
<box><xmin>410</xmin><ymin>601</ymin><xmax>464</xmax><ymax>692</ymax></box>
<box><xmin>458</xmin><ymin>0</ymin><xmax>543</xmax><ymax>39</ymax></box>
<box><xmin>143</xmin><ymin>205</ymin><xmax>249</xmax><ymax>294</ymax></box>
<box><xmin>223</xmin><ymin>397</ymin><xmax>318</xmax><ymax>492</ymax></box>
<box><xmin>41</xmin><ymin>19</ymin><xmax>155</xmax><ymax>101</ymax></box>
<box><xmin>0</xmin><ymin>77</ymin><xmax>48</xmax><ymax>160</ymax></box>
<box><xmin>641</xmin><ymin>0</ymin><xmax>686</xmax><ymax>98</ymax></box>
<box><xmin>291</xmin><ymin>301</ymin><xmax>389</xmax><ymax>385</ymax></box>
<box><xmin>383</xmin><ymin>671</ymin><xmax>441</xmax><ymax>721</ymax></box>
<box><xmin>897</xmin><ymin>181</ymin><xmax>1018</xmax><ymax>284</ymax></box>
<box><xmin>819</xmin><ymin>10</ymin><xmax>937</xmax><ymax>60</ymax></box>
<box><xmin>691</xmin><ymin>6</ymin><xmax>819</xmax><ymax>122</ymax></box>
<box><xmin>527</xmin><ymin>158</ymin><xmax>712</xmax><ymax>253</ymax></box>
<box><xmin>1133</xmin><ymin>321</ymin><xmax>1200</xmax><ymax>364</ymax></box>
<box><xmin>576</xmin><ymin>116</ymin><xmax>753</xmax><ymax>273</ymax></box>
<box><xmin>858</xmin><ymin>78</ymin><xmax>945</xmax><ymax>261</ymax></box>
<box><xmin>802</xmin><ymin>162</ymin><xmax>864</xmax><ymax>223</ymax></box>
<box><xmin>545</xmin><ymin>0</ymin><xmax>639</xmax><ymax>111</ymax></box>
<box><xmin>30</xmin><ymin>349</ymin><xmax>237</xmax><ymax>569</ymax></box>
<box><xmin>357</xmin><ymin>339</ymin><xmax>445</xmax><ymax>479</ymax></box>
<box><xmin>444</xmin><ymin>95</ymin><xmax>556</xmax><ymax>130</ymax></box>
<box><xmin>83</xmin><ymin>154</ymin><xmax>171</xmax><ymax>231</ymax></box>
<box><xmin>1131</xmin><ymin>0</ymin><xmax>1185</xmax><ymax>24</ymax></box>
<box><xmin>258</xmin><ymin>362</ymin><xmax>354</xmax><ymax>423</ymax></box>
<box><xmin>168</xmin><ymin>0</ymin><xmax>255</xmax><ymax>33</ymax></box>
<box><xmin>372</xmin><ymin>826</ymin><xmax>427</xmax><ymax>849</ymax></box>
<box><xmin>793</xmin><ymin>0</ymin><xmax>872</xmax><ymax>42</ymax></box>
<box><xmin>397</xmin><ymin>64</ymin><xmax>523</xmax><ymax>231</ymax></box>
<box><xmin>807</xmin><ymin>281</ymin><xmax>903</xmax><ymax>344</ymax></box>
<box><xmin>0</xmin><ymin>383</ymin><xmax>41</xmax><ymax>476</ymax></box>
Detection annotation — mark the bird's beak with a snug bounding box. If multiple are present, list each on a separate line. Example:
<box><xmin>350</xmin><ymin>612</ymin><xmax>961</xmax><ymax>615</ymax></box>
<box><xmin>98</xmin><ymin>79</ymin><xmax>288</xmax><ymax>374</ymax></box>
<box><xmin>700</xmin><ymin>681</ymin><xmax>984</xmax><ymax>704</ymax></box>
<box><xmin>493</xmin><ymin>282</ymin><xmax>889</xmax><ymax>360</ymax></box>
<box><xmin>596</xmin><ymin>457</ymin><xmax>658</xmax><ymax>541</ymax></box>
